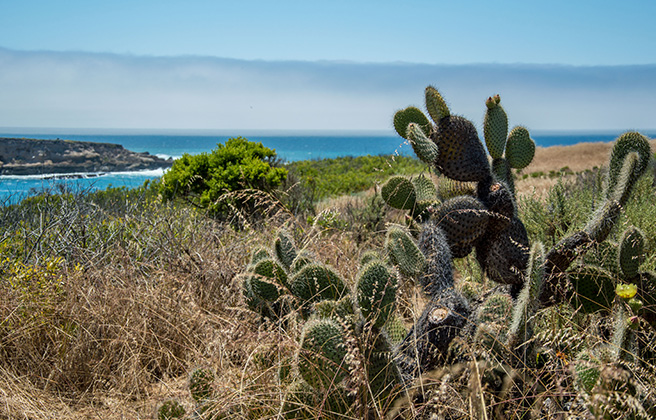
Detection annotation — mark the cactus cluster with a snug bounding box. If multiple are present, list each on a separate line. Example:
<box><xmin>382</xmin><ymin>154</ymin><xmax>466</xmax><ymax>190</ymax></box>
<box><xmin>388</xmin><ymin>87</ymin><xmax>532</xmax><ymax>287</ymax></box>
<box><xmin>241</xmin><ymin>228</ymin><xmax>347</xmax><ymax>320</ymax></box>
<box><xmin>282</xmin><ymin>254</ymin><xmax>407</xmax><ymax>418</ymax></box>
<box><xmin>230</xmin><ymin>87</ymin><xmax>655</xmax><ymax>418</ymax></box>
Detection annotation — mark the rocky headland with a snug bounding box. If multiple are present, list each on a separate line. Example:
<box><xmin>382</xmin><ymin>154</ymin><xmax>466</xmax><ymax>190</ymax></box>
<box><xmin>0</xmin><ymin>137</ymin><xmax>173</xmax><ymax>176</ymax></box>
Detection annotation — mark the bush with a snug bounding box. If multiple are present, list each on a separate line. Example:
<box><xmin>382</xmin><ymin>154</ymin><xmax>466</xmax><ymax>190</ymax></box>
<box><xmin>159</xmin><ymin>137</ymin><xmax>287</xmax><ymax>217</ymax></box>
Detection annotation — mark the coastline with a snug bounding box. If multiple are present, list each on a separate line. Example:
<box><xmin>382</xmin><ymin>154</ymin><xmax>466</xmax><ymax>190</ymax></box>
<box><xmin>0</xmin><ymin>137</ymin><xmax>173</xmax><ymax>176</ymax></box>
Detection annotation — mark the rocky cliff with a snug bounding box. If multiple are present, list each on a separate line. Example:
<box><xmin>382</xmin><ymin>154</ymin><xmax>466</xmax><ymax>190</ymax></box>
<box><xmin>0</xmin><ymin>138</ymin><xmax>173</xmax><ymax>176</ymax></box>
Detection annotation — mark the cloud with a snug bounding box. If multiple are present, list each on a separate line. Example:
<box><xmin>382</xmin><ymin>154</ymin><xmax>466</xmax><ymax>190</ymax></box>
<box><xmin>1</xmin><ymin>48</ymin><xmax>654</xmax><ymax>132</ymax></box>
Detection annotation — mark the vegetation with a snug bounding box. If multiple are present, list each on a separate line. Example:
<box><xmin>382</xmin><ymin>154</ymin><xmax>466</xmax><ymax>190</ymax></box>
<box><xmin>0</xmin><ymin>90</ymin><xmax>654</xmax><ymax>419</ymax></box>
<box><xmin>159</xmin><ymin>136</ymin><xmax>287</xmax><ymax>217</ymax></box>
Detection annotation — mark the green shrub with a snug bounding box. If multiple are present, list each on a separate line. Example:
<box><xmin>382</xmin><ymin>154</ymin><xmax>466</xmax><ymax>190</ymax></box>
<box><xmin>159</xmin><ymin>137</ymin><xmax>287</xmax><ymax>216</ymax></box>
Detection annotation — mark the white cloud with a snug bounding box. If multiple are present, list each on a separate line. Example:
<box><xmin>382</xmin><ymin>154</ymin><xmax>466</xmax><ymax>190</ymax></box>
<box><xmin>1</xmin><ymin>48</ymin><xmax>654</xmax><ymax>132</ymax></box>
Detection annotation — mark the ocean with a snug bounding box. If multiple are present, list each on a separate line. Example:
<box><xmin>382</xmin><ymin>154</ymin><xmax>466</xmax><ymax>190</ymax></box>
<box><xmin>1</xmin><ymin>130</ymin><xmax>653</xmax><ymax>204</ymax></box>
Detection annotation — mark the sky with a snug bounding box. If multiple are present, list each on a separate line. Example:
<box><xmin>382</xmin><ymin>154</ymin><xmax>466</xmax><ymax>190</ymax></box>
<box><xmin>1</xmin><ymin>0</ymin><xmax>655</xmax><ymax>132</ymax></box>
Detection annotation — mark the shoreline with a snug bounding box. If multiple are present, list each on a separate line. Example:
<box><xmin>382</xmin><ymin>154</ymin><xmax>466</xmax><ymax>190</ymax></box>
<box><xmin>0</xmin><ymin>137</ymin><xmax>173</xmax><ymax>176</ymax></box>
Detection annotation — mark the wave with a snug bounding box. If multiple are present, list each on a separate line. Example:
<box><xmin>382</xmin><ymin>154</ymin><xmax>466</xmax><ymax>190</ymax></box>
<box><xmin>0</xmin><ymin>167</ymin><xmax>167</xmax><ymax>180</ymax></box>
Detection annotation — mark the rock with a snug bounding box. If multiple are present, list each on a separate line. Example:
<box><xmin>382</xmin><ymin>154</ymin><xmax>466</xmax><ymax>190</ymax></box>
<box><xmin>0</xmin><ymin>138</ymin><xmax>173</xmax><ymax>175</ymax></box>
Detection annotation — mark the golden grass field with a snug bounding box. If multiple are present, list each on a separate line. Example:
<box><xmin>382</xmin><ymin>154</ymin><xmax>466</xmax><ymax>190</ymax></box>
<box><xmin>516</xmin><ymin>138</ymin><xmax>656</xmax><ymax>197</ymax></box>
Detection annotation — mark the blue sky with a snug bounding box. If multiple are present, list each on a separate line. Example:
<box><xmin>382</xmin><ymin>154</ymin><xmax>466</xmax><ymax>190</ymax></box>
<box><xmin>1</xmin><ymin>1</ymin><xmax>655</xmax><ymax>131</ymax></box>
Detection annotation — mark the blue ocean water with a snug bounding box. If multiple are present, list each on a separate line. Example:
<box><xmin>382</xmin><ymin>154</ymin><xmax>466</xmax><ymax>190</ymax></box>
<box><xmin>0</xmin><ymin>130</ymin><xmax>653</xmax><ymax>204</ymax></box>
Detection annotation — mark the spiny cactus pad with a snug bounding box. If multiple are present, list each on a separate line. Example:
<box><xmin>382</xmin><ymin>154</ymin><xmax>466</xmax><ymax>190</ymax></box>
<box><xmin>431</xmin><ymin>196</ymin><xmax>490</xmax><ymax>258</ymax></box>
<box><xmin>508</xmin><ymin>242</ymin><xmax>545</xmax><ymax>347</ymax></box>
<box><xmin>393</xmin><ymin>106</ymin><xmax>432</xmax><ymax>139</ymax></box>
<box><xmin>607</xmin><ymin>132</ymin><xmax>652</xmax><ymax>199</ymax></box>
<box><xmin>381</xmin><ymin>176</ymin><xmax>416</xmax><ymax>210</ymax></box>
<box><xmin>425</xmin><ymin>85</ymin><xmax>450</xmax><ymax>123</ymax></box>
<box><xmin>568</xmin><ymin>266</ymin><xmax>616</xmax><ymax>314</ymax></box>
<box><xmin>385</xmin><ymin>226</ymin><xmax>427</xmax><ymax>278</ymax></box>
<box><xmin>298</xmin><ymin>319</ymin><xmax>349</xmax><ymax>390</ymax></box>
<box><xmin>477</xmin><ymin>215</ymin><xmax>530</xmax><ymax>285</ymax></box>
<box><xmin>618</xmin><ymin>226</ymin><xmax>646</xmax><ymax>280</ymax></box>
<box><xmin>246</xmin><ymin>273</ymin><xmax>281</xmax><ymax>302</ymax></box>
<box><xmin>407</xmin><ymin>123</ymin><xmax>439</xmax><ymax>164</ymax></box>
<box><xmin>158</xmin><ymin>400</ymin><xmax>186</xmax><ymax>420</ymax></box>
<box><xmin>189</xmin><ymin>367</ymin><xmax>214</xmax><ymax>402</ymax></box>
<box><xmin>575</xmin><ymin>350</ymin><xmax>601</xmax><ymax>393</ymax></box>
<box><xmin>357</xmin><ymin>261</ymin><xmax>398</xmax><ymax>328</ymax></box>
<box><xmin>253</xmin><ymin>258</ymin><xmax>289</xmax><ymax>289</ymax></box>
<box><xmin>477</xmin><ymin>293</ymin><xmax>513</xmax><ymax>326</ymax></box>
<box><xmin>275</xmin><ymin>229</ymin><xmax>298</xmax><ymax>271</ymax></box>
<box><xmin>433</xmin><ymin>115</ymin><xmax>491</xmax><ymax>182</ymax></box>
<box><xmin>290</xmin><ymin>263</ymin><xmax>348</xmax><ymax>305</ymax></box>
<box><xmin>505</xmin><ymin>126</ymin><xmax>535</xmax><ymax>169</ymax></box>
<box><xmin>483</xmin><ymin>95</ymin><xmax>508</xmax><ymax>160</ymax></box>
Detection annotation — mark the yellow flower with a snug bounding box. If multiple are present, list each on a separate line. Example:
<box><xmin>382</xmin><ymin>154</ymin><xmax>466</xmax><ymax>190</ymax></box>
<box><xmin>616</xmin><ymin>283</ymin><xmax>638</xmax><ymax>299</ymax></box>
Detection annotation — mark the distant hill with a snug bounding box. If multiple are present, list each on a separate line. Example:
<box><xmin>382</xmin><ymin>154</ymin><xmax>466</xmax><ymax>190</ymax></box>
<box><xmin>0</xmin><ymin>137</ymin><xmax>172</xmax><ymax>175</ymax></box>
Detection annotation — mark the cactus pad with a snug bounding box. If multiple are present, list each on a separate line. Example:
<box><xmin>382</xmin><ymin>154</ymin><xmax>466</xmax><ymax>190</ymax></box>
<box><xmin>393</xmin><ymin>106</ymin><xmax>432</xmax><ymax>139</ymax></box>
<box><xmin>158</xmin><ymin>400</ymin><xmax>186</xmax><ymax>420</ymax></box>
<box><xmin>618</xmin><ymin>226</ymin><xmax>645</xmax><ymax>280</ymax></box>
<box><xmin>298</xmin><ymin>319</ymin><xmax>349</xmax><ymax>390</ymax></box>
<box><xmin>381</xmin><ymin>176</ymin><xmax>416</xmax><ymax>210</ymax></box>
<box><xmin>407</xmin><ymin>123</ymin><xmax>439</xmax><ymax>164</ymax></box>
<box><xmin>432</xmin><ymin>196</ymin><xmax>490</xmax><ymax>258</ymax></box>
<box><xmin>483</xmin><ymin>95</ymin><xmax>508</xmax><ymax>159</ymax></box>
<box><xmin>476</xmin><ymin>216</ymin><xmax>530</xmax><ymax>285</ymax></box>
<box><xmin>505</xmin><ymin>126</ymin><xmax>535</xmax><ymax>169</ymax></box>
<box><xmin>433</xmin><ymin>115</ymin><xmax>491</xmax><ymax>182</ymax></box>
<box><xmin>189</xmin><ymin>367</ymin><xmax>214</xmax><ymax>402</ymax></box>
<box><xmin>607</xmin><ymin>132</ymin><xmax>652</xmax><ymax>198</ymax></box>
<box><xmin>568</xmin><ymin>266</ymin><xmax>616</xmax><ymax>314</ymax></box>
<box><xmin>385</xmin><ymin>226</ymin><xmax>427</xmax><ymax>278</ymax></box>
<box><xmin>253</xmin><ymin>258</ymin><xmax>289</xmax><ymax>289</ymax></box>
<box><xmin>290</xmin><ymin>263</ymin><xmax>348</xmax><ymax>305</ymax></box>
<box><xmin>425</xmin><ymin>85</ymin><xmax>451</xmax><ymax>122</ymax></box>
<box><xmin>275</xmin><ymin>229</ymin><xmax>298</xmax><ymax>271</ymax></box>
<box><xmin>357</xmin><ymin>261</ymin><xmax>398</xmax><ymax>327</ymax></box>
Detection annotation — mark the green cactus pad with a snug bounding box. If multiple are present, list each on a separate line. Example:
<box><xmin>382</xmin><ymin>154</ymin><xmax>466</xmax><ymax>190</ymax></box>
<box><xmin>359</xmin><ymin>249</ymin><xmax>382</xmax><ymax>266</ymax></box>
<box><xmin>477</xmin><ymin>293</ymin><xmax>513</xmax><ymax>326</ymax></box>
<box><xmin>282</xmin><ymin>380</ymin><xmax>317</xmax><ymax>419</ymax></box>
<box><xmin>568</xmin><ymin>266</ymin><xmax>616</xmax><ymax>314</ymax></box>
<box><xmin>618</xmin><ymin>226</ymin><xmax>646</xmax><ymax>280</ymax></box>
<box><xmin>575</xmin><ymin>350</ymin><xmax>601</xmax><ymax>393</ymax></box>
<box><xmin>290</xmin><ymin>251</ymin><xmax>314</xmax><ymax>273</ymax></box>
<box><xmin>248</xmin><ymin>247</ymin><xmax>271</xmax><ymax>270</ymax></box>
<box><xmin>384</xmin><ymin>314</ymin><xmax>408</xmax><ymax>346</ymax></box>
<box><xmin>425</xmin><ymin>85</ymin><xmax>450</xmax><ymax>123</ymax></box>
<box><xmin>314</xmin><ymin>296</ymin><xmax>355</xmax><ymax>322</ymax></box>
<box><xmin>189</xmin><ymin>367</ymin><xmax>214</xmax><ymax>402</ymax></box>
<box><xmin>393</xmin><ymin>106</ymin><xmax>432</xmax><ymax>139</ymax></box>
<box><xmin>247</xmin><ymin>273</ymin><xmax>282</xmax><ymax>302</ymax></box>
<box><xmin>505</xmin><ymin>126</ymin><xmax>535</xmax><ymax>169</ymax></box>
<box><xmin>407</xmin><ymin>123</ymin><xmax>439</xmax><ymax>164</ymax></box>
<box><xmin>483</xmin><ymin>96</ymin><xmax>508</xmax><ymax>159</ymax></box>
<box><xmin>385</xmin><ymin>226</ymin><xmax>427</xmax><ymax>277</ymax></box>
<box><xmin>432</xmin><ymin>196</ymin><xmax>490</xmax><ymax>258</ymax></box>
<box><xmin>362</xmin><ymin>335</ymin><xmax>402</xmax><ymax>403</ymax></box>
<box><xmin>381</xmin><ymin>176</ymin><xmax>416</xmax><ymax>210</ymax></box>
<box><xmin>433</xmin><ymin>115</ymin><xmax>491</xmax><ymax>182</ymax></box>
<box><xmin>412</xmin><ymin>174</ymin><xmax>438</xmax><ymax>202</ymax></box>
<box><xmin>290</xmin><ymin>263</ymin><xmax>348</xmax><ymax>305</ymax></box>
<box><xmin>275</xmin><ymin>229</ymin><xmax>298</xmax><ymax>271</ymax></box>
<box><xmin>357</xmin><ymin>261</ymin><xmax>398</xmax><ymax>328</ymax></box>
<box><xmin>298</xmin><ymin>319</ymin><xmax>349</xmax><ymax>390</ymax></box>
<box><xmin>158</xmin><ymin>400</ymin><xmax>186</xmax><ymax>420</ymax></box>
<box><xmin>607</xmin><ymin>132</ymin><xmax>652</xmax><ymax>199</ymax></box>
<box><xmin>435</xmin><ymin>177</ymin><xmax>477</xmax><ymax>200</ymax></box>
<box><xmin>474</xmin><ymin>322</ymin><xmax>508</xmax><ymax>357</ymax></box>
<box><xmin>253</xmin><ymin>258</ymin><xmax>289</xmax><ymax>289</ymax></box>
